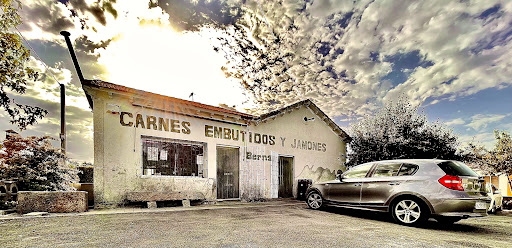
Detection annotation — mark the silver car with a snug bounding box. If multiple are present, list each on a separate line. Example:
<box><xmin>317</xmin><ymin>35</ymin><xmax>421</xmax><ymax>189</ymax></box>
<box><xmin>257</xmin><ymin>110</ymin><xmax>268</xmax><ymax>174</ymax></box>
<box><xmin>306</xmin><ymin>159</ymin><xmax>490</xmax><ymax>225</ymax></box>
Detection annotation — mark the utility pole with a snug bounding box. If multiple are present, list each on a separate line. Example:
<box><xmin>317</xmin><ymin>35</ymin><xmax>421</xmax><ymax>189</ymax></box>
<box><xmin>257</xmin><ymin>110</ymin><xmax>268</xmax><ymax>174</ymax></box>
<box><xmin>60</xmin><ymin>83</ymin><xmax>66</xmax><ymax>155</ymax></box>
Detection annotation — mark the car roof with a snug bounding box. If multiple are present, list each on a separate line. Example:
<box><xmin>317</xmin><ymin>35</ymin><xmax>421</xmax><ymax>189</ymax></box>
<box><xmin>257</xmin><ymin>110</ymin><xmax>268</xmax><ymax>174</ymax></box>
<box><xmin>366</xmin><ymin>159</ymin><xmax>451</xmax><ymax>164</ymax></box>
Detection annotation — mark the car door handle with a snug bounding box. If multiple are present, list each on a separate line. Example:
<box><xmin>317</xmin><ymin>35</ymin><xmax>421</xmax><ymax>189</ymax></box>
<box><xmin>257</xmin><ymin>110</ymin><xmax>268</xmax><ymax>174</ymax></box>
<box><xmin>389</xmin><ymin>182</ymin><xmax>401</xmax><ymax>186</ymax></box>
<box><xmin>354</xmin><ymin>183</ymin><xmax>362</xmax><ymax>187</ymax></box>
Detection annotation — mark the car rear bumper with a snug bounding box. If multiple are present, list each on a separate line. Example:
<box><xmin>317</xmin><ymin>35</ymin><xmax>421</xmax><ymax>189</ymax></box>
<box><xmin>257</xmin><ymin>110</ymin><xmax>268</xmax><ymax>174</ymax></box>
<box><xmin>432</xmin><ymin>197</ymin><xmax>490</xmax><ymax>217</ymax></box>
<box><xmin>435</xmin><ymin>211</ymin><xmax>487</xmax><ymax>218</ymax></box>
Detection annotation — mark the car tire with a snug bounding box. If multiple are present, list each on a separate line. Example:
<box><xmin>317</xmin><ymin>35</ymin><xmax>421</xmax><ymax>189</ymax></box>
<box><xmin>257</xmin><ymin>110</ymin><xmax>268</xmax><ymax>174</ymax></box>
<box><xmin>306</xmin><ymin>191</ymin><xmax>324</xmax><ymax>210</ymax></box>
<box><xmin>391</xmin><ymin>198</ymin><xmax>428</xmax><ymax>226</ymax></box>
<box><xmin>436</xmin><ymin>217</ymin><xmax>462</xmax><ymax>224</ymax></box>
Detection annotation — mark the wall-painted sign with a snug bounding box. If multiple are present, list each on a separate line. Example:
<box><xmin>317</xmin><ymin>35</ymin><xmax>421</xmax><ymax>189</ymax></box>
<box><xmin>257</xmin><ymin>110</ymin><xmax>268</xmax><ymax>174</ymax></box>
<box><xmin>204</xmin><ymin>125</ymin><xmax>275</xmax><ymax>145</ymax></box>
<box><xmin>119</xmin><ymin>111</ymin><xmax>327</xmax><ymax>152</ymax></box>
<box><xmin>120</xmin><ymin>112</ymin><xmax>191</xmax><ymax>134</ymax></box>
<box><xmin>246</xmin><ymin>152</ymin><xmax>272</xmax><ymax>161</ymax></box>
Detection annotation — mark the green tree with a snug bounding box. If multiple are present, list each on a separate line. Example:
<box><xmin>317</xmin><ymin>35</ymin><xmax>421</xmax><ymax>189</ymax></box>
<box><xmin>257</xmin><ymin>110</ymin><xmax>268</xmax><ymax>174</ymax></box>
<box><xmin>488</xmin><ymin>130</ymin><xmax>512</xmax><ymax>174</ymax></box>
<box><xmin>0</xmin><ymin>134</ymin><xmax>79</xmax><ymax>191</ymax></box>
<box><xmin>464</xmin><ymin>130</ymin><xmax>512</xmax><ymax>191</ymax></box>
<box><xmin>1</xmin><ymin>0</ymin><xmax>47</xmax><ymax>130</ymax></box>
<box><xmin>347</xmin><ymin>97</ymin><xmax>460</xmax><ymax>167</ymax></box>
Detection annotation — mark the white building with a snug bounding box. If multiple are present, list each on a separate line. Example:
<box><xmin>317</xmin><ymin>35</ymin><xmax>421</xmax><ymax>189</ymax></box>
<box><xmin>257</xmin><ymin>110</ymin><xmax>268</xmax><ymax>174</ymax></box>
<box><xmin>82</xmin><ymin>80</ymin><xmax>351</xmax><ymax>207</ymax></box>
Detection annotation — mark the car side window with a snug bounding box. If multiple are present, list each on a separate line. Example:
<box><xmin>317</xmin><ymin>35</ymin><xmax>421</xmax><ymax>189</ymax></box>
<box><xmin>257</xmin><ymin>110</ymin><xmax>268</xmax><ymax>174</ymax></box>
<box><xmin>343</xmin><ymin>163</ymin><xmax>374</xmax><ymax>179</ymax></box>
<box><xmin>371</xmin><ymin>163</ymin><xmax>402</xmax><ymax>177</ymax></box>
<box><xmin>397</xmin><ymin>163</ymin><xmax>418</xmax><ymax>176</ymax></box>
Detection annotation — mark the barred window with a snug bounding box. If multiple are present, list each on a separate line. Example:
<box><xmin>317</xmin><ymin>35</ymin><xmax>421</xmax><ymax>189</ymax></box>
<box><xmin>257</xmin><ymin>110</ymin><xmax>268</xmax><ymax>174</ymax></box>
<box><xmin>142</xmin><ymin>136</ymin><xmax>205</xmax><ymax>177</ymax></box>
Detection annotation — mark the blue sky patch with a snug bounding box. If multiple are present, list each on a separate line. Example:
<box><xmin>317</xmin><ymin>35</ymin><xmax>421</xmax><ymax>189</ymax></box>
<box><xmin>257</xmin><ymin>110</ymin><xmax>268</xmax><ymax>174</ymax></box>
<box><xmin>381</xmin><ymin>50</ymin><xmax>434</xmax><ymax>86</ymax></box>
<box><xmin>423</xmin><ymin>86</ymin><xmax>512</xmax><ymax>122</ymax></box>
<box><xmin>479</xmin><ymin>4</ymin><xmax>501</xmax><ymax>19</ymax></box>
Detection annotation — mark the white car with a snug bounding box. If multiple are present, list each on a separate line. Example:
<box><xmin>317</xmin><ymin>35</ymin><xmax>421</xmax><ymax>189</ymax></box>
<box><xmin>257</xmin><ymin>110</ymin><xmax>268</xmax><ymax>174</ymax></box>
<box><xmin>487</xmin><ymin>183</ymin><xmax>503</xmax><ymax>213</ymax></box>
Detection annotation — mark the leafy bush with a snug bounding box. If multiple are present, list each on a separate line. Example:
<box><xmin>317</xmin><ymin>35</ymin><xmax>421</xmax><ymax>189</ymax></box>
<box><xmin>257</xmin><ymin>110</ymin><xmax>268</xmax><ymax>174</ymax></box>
<box><xmin>0</xmin><ymin>135</ymin><xmax>79</xmax><ymax>191</ymax></box>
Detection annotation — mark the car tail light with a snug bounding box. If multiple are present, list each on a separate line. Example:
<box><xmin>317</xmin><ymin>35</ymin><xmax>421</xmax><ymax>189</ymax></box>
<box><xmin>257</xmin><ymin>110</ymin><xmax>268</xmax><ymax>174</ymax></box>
<box><xmin>439</xmin><ymin>175</ymin><xmax>464</xmax><ymax>191</ymax></box>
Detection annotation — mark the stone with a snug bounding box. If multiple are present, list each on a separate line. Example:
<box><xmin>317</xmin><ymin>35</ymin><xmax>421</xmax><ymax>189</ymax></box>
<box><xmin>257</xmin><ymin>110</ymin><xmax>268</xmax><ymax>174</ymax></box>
<box><xmin>17</xmin><ymin>191</ymin><xmax>88</xmax><ymax>214</ymax></box>
<box><xmin>182</xmin><ymin>199</ymin><xmax>190</xmax><ymax>207</ymax></box>
<box><xmin>126</xmin><ymin>191</ymin><xmax>205</xmax><ymax>202</ymax></box>
<box><xmin>147</xmin><ymin>201</ymin><xmax>157</xmax><ymax>209</ymax></box>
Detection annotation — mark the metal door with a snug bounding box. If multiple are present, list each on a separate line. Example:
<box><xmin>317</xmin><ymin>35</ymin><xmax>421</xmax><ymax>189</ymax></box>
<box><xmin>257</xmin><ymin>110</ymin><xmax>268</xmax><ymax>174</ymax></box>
<box><xmin>278</xmin><ymin>156</ymin><xmax>293</xmax><ymax>198</ymax></box>
<box><xmin>217</xmin><ymin>146</ymin><xmax>240</xmax><ymax>199</ymax></box>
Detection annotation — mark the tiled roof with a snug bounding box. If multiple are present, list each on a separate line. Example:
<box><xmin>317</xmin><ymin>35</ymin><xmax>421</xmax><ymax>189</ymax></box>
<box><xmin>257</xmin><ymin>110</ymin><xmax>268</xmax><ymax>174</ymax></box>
<box><xmin>82</xmin><ymin>79</ymin><xmax>351</xmax><ymax>142</ymax></box>
<box><xmin>83</xmin><ymin>79</ymin><xmax>255</xmax><ymax>119</ymax></box>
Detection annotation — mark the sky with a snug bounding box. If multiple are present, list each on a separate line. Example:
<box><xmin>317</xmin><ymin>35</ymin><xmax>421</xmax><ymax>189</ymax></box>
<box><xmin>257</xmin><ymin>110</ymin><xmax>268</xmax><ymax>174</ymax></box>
<box><xmin>2</xmin><ymin>0</ymin><xmax>512</xmax><ymax>163</ymax></box>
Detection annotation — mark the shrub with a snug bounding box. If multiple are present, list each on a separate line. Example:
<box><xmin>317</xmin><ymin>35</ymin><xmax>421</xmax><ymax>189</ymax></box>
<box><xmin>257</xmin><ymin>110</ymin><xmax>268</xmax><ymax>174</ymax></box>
<box><xmin>0</xmin><ymin>135</ymin><xmax>79</xmax><ymax>191</ymax></box>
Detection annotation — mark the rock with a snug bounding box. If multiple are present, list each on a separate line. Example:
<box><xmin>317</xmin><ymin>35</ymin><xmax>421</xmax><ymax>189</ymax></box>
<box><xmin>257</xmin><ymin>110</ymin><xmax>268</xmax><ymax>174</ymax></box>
<box><xmin>17</xmin><ymin>191</ymin><xmax>88</xmax><ymax>214</ymax></box>
<box><xmin>126</xmin><ymin>191</ymin><xmax>205</xmax><ymax>202</ymax></box>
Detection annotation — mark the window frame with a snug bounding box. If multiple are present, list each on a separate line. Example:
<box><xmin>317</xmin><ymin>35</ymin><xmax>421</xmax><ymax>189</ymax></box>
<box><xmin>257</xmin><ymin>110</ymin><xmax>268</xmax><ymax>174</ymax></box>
<box><xmin>369</xmin><ymin>162</ymin><xmax>403</xmax><ymax>178</ymax></box>
<box><xmin>367</xmin><ymin>162</ymin><xmax>419</xmax><ymax>177</ymax></box>
<box><xmin>342</xmin><ymin>163</ymin><xmax>376</xmax><ymax>179</ymax></box>
<box><xmin>140</xmin><ymin>135</ymin><xmax>207</xmax><ymax>178</ymax></box>
<box><xmin>397</xmin><ymin>163</ymin><xmax>419</xmax><ymax>176</ymax></box>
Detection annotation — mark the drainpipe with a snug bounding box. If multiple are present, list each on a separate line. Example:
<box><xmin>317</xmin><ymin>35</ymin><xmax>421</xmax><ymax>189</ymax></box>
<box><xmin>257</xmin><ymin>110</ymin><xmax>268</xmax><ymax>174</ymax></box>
<box><xmin>61</xmin><ymin>31</ymin><xmax>93</xmax><ymax>110</ymax></box>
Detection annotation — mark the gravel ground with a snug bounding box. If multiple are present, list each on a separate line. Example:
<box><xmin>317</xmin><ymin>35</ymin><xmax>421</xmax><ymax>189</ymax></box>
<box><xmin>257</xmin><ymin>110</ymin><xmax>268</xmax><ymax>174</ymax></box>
<box><xmin>0</xmin><ymin>203</ymin><xmax>511</xmax><ymax>248</ymax></box>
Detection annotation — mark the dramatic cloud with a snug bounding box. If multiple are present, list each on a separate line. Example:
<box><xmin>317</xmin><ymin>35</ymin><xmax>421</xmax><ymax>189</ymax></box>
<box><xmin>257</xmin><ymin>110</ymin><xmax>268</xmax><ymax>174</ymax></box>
<box><xmin>12</xmin><ymin>0</ymin><xmax>512</xmax><ymax>162</ymax></box>
<box><xmin>0</xmin><ymin>56</ymin><xmax>94</xmax><ymax>162</ymax></box>
<box><xmin>156</xmin><ymin>0</ymin><xmax>243</xmax><ymax>31</ymax></box>
<box><xmin>466</xmin><ymin>114</ymin><xmax>507</xmax><ymax>130</ymax></box>
<box><xmin>446</xmin><ymin>118</ymin><xmax>466</xmax><ymax>126</ymax></box>
<box><xmin>212</xmin><ymin>0</ymin><xmax>512</xmax><ymax>119</ymax></box>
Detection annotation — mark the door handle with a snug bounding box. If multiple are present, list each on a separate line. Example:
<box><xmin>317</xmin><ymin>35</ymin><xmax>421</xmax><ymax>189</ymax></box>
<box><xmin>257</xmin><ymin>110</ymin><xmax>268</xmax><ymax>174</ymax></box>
<box><xmin>389</xmin><ymin>182</ymin><xmax>401</xmax><ymax>186</ymax></box>
<box><xmin>354</xmin><ymin>183</ymin><xmax>362</xmax><ymax>187</ymax></box>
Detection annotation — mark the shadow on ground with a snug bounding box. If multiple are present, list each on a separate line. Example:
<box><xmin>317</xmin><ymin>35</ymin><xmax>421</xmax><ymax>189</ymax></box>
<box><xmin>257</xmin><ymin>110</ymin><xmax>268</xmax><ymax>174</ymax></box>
<box><xmin>320</xmin><ymin>205</ymin><xmax>495</xmax><ymax>233</ymax></box>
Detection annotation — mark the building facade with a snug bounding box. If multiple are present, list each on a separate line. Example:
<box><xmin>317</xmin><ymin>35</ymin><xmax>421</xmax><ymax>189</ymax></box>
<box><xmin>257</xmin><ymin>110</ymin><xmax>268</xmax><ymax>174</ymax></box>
<box><xmin>82</xmin><ymin>80</ymin><xmax>351</xmax><ymax>207</ymax></box>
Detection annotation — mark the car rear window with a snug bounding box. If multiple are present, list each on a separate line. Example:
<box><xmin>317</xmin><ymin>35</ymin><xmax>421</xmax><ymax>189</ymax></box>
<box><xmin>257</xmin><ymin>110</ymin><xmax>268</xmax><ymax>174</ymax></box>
<box><xmin>437</xmin><ymin>161</ymin><xmax>479</xmax><ymax>177</ymax></box>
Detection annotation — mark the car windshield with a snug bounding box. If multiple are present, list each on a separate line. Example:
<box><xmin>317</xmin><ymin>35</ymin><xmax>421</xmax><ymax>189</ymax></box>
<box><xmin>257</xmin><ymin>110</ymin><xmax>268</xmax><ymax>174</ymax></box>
<box><xmin>437</xmin><ymin>161</ymin><xmax>479</xmax><ymax>177</ymax></box>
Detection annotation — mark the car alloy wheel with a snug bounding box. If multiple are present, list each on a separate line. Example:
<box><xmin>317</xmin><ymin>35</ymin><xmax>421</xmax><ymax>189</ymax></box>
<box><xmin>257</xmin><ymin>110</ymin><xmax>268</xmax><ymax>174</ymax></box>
<box><xmin>307</xmin><ymin>192</ymin><xmax>323</xmax><ymax>209</ymax></box>
<box><xmin>393</xmin><ymin>199</ymin><xmax>423</xmax><ymax>225</ymax></box>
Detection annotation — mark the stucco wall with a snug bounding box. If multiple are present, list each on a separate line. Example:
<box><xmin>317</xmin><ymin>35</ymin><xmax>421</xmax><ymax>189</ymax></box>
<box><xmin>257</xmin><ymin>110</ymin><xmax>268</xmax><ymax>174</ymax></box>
<box><xmin>91</xmin><ymin>89</ymin><xmax>347</xmax><ymax>206</ymax></box>
<box><xmin>251</xmin><ymin>106</ymin><xmax>347</xmax><ymax>197</ymax></box>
